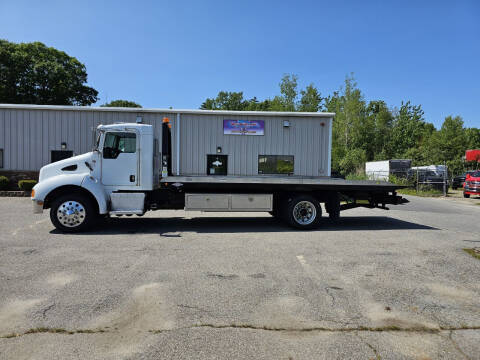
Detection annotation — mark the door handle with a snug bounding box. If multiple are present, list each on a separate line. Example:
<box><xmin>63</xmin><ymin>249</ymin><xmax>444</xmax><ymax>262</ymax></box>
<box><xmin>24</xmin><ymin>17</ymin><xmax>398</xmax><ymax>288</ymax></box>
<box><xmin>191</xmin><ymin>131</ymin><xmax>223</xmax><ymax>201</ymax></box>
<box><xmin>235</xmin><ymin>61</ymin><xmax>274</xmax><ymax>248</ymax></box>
<box><xmin>130</xmin><ymin>175</ymin><xmax>135</xmax><ymax>182</ymax></box>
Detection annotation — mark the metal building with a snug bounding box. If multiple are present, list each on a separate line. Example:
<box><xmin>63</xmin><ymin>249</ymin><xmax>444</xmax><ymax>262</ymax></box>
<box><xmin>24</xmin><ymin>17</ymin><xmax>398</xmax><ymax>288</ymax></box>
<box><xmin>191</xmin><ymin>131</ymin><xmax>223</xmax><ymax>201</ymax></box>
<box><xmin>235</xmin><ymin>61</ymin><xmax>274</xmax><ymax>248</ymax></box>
<box><xmin>0</xmin><ymin>104</ymin><xmax>333</xmax><ymax>177</ymax></box>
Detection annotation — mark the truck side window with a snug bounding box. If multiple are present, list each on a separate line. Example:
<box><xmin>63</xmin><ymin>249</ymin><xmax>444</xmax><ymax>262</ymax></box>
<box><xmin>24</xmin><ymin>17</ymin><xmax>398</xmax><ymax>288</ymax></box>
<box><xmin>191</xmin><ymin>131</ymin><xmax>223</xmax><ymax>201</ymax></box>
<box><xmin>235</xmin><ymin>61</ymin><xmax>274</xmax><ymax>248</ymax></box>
<box><xmin>103</xmin><ymin>132</ymin><xmax>136</xmax><ymax>159</ymax></box>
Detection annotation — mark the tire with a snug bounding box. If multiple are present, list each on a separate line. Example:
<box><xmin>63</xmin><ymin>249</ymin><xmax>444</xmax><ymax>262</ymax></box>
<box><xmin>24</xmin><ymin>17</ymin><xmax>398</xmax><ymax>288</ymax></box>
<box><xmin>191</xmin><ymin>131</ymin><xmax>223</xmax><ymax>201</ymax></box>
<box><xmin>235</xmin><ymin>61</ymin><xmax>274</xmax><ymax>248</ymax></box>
<box><xmin>464</xmin><ymin>193</ymin><xmax>470</xmax><ymax>198</ymax></box>
<box><xmin>283</xmin><ymin>195</ymin><xmax>322</xmax><ymax>230</ymax></box>
<box><xmin>50</xmin><ymin>193</ymin><xmax>98</xmax><ymax>232</ymax></box>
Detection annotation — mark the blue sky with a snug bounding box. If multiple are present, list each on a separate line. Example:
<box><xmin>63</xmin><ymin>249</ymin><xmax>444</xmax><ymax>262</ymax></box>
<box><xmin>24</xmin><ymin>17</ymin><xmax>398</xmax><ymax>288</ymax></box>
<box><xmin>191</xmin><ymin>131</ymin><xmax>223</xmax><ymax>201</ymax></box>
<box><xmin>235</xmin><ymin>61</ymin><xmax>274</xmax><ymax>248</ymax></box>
<box><xmin>1</xmin><ymin>0</ymin><xmax>479</xmax><ymax>128</ymax></box>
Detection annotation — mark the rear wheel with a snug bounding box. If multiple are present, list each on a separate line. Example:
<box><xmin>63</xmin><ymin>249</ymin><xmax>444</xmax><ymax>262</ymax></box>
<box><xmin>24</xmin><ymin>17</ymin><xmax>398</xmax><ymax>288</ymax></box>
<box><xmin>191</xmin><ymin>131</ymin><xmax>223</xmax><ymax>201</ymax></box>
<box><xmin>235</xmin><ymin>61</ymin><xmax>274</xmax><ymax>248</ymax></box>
<box><xmin>284</xmin><ymin>195</ymin><xmax>322</xmax><ymax>230</ymax></box>
<box><xmin>50</xmin><ymin>194</ymin><xmax>98</xmax><ymax>232</ymax></box>
<box><xmin>464</xmin><ymin>193</ymin><xmax>470</xmax><ymax>198</ymax></box>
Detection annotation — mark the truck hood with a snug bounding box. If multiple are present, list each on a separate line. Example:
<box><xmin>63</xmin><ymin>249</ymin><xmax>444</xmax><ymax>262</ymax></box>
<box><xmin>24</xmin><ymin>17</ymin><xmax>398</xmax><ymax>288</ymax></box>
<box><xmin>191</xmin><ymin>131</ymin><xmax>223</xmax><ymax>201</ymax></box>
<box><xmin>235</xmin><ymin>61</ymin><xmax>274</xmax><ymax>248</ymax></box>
<box><xmin>38</xmin><ymin>152</ymin><xmax>97</xmax><ymax>182</ymax></box>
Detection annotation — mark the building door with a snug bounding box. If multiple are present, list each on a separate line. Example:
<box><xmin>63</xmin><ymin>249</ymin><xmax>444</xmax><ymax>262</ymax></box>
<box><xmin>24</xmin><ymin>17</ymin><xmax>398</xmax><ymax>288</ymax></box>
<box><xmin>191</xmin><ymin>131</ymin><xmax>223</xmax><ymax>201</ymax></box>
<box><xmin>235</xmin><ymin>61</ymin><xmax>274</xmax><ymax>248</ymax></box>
<box><xmin>101</xmin><ymin>131</ymin><xmax>139</xmax><ymax>186</ymax></box>
<box><xmin>207</xmin><ymin>155</ymin><xmax>228</xmax><ymax>175</ymax></box>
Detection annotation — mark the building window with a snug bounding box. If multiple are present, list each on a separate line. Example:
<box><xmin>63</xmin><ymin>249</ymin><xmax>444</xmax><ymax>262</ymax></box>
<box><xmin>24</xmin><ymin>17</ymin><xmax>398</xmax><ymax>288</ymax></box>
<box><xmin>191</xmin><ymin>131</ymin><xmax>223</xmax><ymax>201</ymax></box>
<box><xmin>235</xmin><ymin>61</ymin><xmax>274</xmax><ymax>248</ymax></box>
<box><xmin>207</xmin><ymin>155</ymin><xmax>228</xmax><ymax>175</ymax></box>
<box><xmin>51</xmin><ymin>150</ymin><xmax>73</xmax><ymax>163</ymax></box>
<box><xmin>0</xmin><ymin>149</ymin><xmax>3</xmax><ymax>168</ymax></box>
<box><xmin>258</xmin><ymin>155</ymin><xmax>294</xmax><ymax>175</ymax></box>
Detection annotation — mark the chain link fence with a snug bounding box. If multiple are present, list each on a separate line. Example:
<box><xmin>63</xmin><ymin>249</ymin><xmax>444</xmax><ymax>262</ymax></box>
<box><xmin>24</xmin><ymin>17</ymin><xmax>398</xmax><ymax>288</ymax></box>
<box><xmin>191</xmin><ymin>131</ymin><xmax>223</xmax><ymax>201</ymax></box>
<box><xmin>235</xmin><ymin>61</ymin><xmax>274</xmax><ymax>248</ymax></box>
<box><xmin>366</xmin><ymin>168</ymin><xmax>449</xmax><ymax>196</ymax></box>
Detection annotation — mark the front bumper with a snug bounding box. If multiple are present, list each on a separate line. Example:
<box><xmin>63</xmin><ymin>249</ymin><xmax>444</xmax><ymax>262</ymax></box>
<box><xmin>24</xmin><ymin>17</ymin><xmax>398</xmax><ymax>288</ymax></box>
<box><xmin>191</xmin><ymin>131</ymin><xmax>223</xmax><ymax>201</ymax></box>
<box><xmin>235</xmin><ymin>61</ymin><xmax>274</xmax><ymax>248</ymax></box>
<box><xmin>464</xmin><ymin>183</ymin><xmax>480</xmax><ymax>195</ymax></box>
<box><xmin>32</xmin><ymin>199</ymin><xmax>44</xmax><ymax>214</ymax></box>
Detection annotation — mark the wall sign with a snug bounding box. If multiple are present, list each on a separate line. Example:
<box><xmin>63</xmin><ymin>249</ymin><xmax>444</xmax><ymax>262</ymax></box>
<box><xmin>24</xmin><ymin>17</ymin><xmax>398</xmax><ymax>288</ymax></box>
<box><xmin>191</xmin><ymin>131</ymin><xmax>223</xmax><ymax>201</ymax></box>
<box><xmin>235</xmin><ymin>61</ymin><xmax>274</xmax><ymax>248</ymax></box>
<box><xmin>223</xmin><ymin>119</ymin><xmax>264</xmax><ymax>135</ymax></box>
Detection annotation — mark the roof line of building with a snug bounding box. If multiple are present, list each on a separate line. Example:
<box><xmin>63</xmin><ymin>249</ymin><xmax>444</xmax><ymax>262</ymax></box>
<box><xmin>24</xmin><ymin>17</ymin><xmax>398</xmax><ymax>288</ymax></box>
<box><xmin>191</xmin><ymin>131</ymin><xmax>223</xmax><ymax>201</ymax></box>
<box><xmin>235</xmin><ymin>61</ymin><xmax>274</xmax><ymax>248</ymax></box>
<box><xmin>0</xmin><ymin>104</ymin><xmax>335</xmax><ymax>118</ymax></box>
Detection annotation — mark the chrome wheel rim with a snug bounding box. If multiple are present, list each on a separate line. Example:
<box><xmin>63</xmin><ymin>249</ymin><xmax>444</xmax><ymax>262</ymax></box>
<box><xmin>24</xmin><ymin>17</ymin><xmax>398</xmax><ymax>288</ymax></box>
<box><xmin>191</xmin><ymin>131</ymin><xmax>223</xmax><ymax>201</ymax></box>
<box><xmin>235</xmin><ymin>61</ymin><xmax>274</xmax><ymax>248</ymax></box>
<box><xmin>57</xmin><ymin>201</ymin><xmax>86</xmax><ymax>227</ymax></box>
<box><xmin>293</xmin><ymin>201</ymin><xmax>316</xmax><ymax>225</ymax></box>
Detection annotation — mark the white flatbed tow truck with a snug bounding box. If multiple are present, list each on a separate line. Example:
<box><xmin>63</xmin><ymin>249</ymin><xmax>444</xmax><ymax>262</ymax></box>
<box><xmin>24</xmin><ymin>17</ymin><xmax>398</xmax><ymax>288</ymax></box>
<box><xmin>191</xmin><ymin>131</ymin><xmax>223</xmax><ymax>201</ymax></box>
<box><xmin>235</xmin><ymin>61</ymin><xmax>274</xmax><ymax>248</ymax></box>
<box><xmin>31</xmin><ymin>111</ymin><xmax>406</xmax><ymax>232</ymax></box>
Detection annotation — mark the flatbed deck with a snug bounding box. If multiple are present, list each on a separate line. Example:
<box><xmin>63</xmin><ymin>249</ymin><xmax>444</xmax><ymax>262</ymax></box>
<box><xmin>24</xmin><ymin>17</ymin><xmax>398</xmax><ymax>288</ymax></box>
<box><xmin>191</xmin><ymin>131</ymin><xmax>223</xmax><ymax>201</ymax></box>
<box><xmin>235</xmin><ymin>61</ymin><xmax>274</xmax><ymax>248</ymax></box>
<box><xmin>161</xmin><ymin>176</ymin><xmax>404</xmax><ymax>192</ymax></box>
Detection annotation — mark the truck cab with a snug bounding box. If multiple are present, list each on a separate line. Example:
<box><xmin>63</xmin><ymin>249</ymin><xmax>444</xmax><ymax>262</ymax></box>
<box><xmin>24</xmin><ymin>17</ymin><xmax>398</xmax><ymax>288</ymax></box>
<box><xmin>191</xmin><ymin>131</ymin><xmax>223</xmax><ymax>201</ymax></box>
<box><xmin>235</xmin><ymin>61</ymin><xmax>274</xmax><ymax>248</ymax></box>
<box><xmin>31</xmin><ymin>123</ymin><xmax>156</xmax><ymax>231</ymax></box>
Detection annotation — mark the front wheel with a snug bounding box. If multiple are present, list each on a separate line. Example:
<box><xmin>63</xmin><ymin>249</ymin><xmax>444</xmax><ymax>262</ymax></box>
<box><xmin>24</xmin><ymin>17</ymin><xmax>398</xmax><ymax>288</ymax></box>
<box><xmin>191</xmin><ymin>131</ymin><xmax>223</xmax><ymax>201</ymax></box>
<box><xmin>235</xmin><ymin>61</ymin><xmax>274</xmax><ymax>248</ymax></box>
<box><xmin>50</xmin><ymin>194</ymin><xmax>98</xmax><ymax>232</ymax></box>
<box><xmin>284</xmin><ymin>195</ymin><xmax>322</xmax><ymax>230</ymax></box>
<box><xmin>464</xmin><ymin>193</ymin><xmax>470</xmax><ymax>198</ymax></box>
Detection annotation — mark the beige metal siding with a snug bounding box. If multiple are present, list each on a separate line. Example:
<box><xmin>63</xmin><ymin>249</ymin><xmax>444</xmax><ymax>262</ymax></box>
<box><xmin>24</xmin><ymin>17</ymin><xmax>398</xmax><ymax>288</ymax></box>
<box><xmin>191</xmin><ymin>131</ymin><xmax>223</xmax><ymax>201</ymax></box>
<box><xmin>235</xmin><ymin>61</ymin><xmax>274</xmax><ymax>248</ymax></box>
<box><xmin>0</xmin><ymin>108</ymin><xmax>154</xmax><ymax>171</ymax></box>
<box><xmin>177</xmin><ymin>114</ymin><xmax>331</xmax><ymax>177</ymax></box>
<box><xmin>0</xmin><ymin>106</ymin><xmax>331</xmax><ymax>177</ymax></box>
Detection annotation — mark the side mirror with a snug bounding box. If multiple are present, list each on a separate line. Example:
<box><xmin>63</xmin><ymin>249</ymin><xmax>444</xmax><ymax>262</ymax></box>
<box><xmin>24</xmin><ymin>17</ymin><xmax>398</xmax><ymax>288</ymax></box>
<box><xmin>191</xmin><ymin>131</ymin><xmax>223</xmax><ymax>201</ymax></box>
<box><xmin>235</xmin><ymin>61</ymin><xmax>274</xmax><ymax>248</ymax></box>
<box><xmin>466</xmin><ymin>174</ymin><xmax>471</xmax><ymax>180</ymax></box>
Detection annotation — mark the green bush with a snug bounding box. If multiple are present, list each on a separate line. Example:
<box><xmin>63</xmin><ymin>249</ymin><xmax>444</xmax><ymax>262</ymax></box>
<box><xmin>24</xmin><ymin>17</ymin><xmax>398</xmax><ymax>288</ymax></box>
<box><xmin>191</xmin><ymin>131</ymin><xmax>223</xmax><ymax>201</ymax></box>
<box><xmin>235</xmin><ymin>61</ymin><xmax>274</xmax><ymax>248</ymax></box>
<box><xmin>389</xmin><ymin>174</ymin><xmax>415</xmax><ymax>187</ymax></box>
<box><xmin>18</xmin><ymin>179</ymin><xmax>37</xmax><ymax>192</ymax></box>
<box><xmin>0</xmin><ymin>176</ymin><xmax>8</xmax><ymax>190</ymax></box>
<box><xmin>345</xmin><ymin>173</ymin><xmax>369</xmax><ymax>181</ymax></box>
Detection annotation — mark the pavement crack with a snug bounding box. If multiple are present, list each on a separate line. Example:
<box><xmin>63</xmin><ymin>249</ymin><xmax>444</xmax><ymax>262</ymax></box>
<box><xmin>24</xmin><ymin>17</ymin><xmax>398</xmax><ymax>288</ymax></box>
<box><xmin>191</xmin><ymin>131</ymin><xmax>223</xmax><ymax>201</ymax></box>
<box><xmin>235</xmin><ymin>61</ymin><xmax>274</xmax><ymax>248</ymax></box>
<box><xmin>3</xmin><ymin>324</ymin><xmax>480</xmax><ymax>339</ymax></box>
<box><xmin>206</xmin><ymin>272</ymin><xmax>239</xmax><ymax>280</ymax></box>
<box><xmin>324</xmin><ymin>287</ymin><xmax>336</xmax><ymax>306</ymax></box>
<box><xmin>1</xmin><ymin>327</ymin><xmax>107</xmax><ymax>339</ymax></box>
<box><xmin>355</xmin><ymin>332</ymin><xmax>381</xmax><ymax>360</ymax></box>
<box><xmin>190</xmin><ymin>323</ymin><xmax>480</xmax><ymax>333</ymax></box>
<box><xmin>177</xmin><ymin>304</ymin><xmax>210</xmax><ymax>313</ymax></box>
<box><xmin>324</xmin><ymin>286</ymin><xmax>342</xmax><ymax>306</ymax></box>
<box><xmin>42</xmin><ymin>303</ymin><xmax>55</xmax><ymax>319</ymax></box>
<box><xmin>447</xmin><ymin>330</ymin><xmax>472</xmax><ymax>360</ymax></box>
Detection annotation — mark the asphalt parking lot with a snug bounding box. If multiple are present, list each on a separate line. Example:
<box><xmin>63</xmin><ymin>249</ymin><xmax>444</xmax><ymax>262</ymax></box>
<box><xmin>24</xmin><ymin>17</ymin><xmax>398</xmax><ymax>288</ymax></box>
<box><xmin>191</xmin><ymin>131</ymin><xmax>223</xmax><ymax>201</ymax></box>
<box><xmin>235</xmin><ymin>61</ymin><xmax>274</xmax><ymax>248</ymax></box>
<box><xmin>0</xmin><ymin>196</ymin><xmax>479</xmax><ymax>360</ymax></box>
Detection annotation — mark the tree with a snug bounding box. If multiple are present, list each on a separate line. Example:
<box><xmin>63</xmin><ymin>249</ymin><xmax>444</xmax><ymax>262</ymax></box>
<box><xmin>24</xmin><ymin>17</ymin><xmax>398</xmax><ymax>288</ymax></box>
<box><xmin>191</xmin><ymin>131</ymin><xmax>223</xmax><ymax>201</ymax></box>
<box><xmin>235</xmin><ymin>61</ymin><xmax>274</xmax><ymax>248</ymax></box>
<box><xmin>466</xmin><ymin>127</ymin><xmax>480</xmax><ymax>150</ymax></box>
<box><xmin>432</xmin><ymin>116</ymin><xmax>466</xmax><ymax>161</ymax></box>
<box><xmin>0</xmin><ymin>40</ymin><xmax>98</xmax><ymax>105</ymax></box>
<box><xmin>325</xmin><ymin>75</ymin><xmax>368</xmax><ymax>173</ymax></box>
<box><xmin>200</xmin><ymin>91</ymin><xmax>248</xmax><ymax>110</ymax></box>
<box><xmin>389</xmin><ymin>101</ymin><xmax>426</xmax><ymax>158</ymax></box>
<box><xmin>299</xmin><ymin>84</ymin><xmax>323</xmax><ymax>112</ymax></box>
<box><xmin>426</xmin><ymin>116</ymin><xmax>468</xmax><ymax>175</ymax></box>
<box><xmin>278</xmin><ymin>74</ymin><xmax>298</xmax><ymax>111</ymax></box>
<box><xmin>366</xmin><ymin>100</ymin><xmax>394</xmax><ymax>160</ymax></box>
<box><xmin>101</xmin><ymin>100</ymin><xmax>141</xmax><ymax>108</ymax></box>
<box><xmin>339</xmin><ymin>148</ymin><xmax>367</xmax><ymax>176</ymax></box>
<box><xmin>199</xmin><ymin>74</ymin><xmax>323</xmax><ymax>113</ymax></box>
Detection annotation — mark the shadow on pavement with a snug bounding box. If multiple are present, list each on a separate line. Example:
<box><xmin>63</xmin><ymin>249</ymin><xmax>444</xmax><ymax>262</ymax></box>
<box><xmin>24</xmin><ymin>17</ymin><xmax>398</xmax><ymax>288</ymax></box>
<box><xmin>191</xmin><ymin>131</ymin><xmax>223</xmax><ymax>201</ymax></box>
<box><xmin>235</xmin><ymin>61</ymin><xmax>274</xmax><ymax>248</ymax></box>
<box><xmin>54</xmin><ymin>215</ymin><xmax>438</xmax><ymax>235</ymax></box>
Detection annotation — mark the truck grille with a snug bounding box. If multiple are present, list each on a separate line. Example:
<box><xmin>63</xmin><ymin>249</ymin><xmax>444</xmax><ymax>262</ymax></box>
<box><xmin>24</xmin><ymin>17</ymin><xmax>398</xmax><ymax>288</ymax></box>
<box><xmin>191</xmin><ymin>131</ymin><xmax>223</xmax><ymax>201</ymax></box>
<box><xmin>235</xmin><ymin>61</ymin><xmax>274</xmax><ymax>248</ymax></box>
<box><xmin>466</xmin><ymin>181</ymin><xmax>480</xmax><ymax>191</ymax></box>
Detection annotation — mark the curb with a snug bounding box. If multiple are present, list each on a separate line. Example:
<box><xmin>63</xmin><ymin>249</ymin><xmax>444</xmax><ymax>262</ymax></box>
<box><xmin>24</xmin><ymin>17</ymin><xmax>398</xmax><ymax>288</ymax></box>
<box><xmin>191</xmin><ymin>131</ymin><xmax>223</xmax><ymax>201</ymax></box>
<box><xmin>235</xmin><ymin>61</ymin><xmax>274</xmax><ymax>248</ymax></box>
<box><xmin>0</xmin><ymin>191</ymin><xmax>30</xmax><ymax>197</ymax></box>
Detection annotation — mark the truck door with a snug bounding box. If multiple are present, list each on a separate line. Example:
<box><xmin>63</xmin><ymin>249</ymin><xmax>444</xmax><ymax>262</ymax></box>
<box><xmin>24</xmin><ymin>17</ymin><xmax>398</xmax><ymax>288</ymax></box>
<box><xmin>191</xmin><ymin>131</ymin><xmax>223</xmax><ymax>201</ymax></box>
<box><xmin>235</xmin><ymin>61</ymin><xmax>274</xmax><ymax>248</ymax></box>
<box><xmin>101</xmin><ymin>131</ymin><xmax>139</xmax><ymax>186</ymax></box>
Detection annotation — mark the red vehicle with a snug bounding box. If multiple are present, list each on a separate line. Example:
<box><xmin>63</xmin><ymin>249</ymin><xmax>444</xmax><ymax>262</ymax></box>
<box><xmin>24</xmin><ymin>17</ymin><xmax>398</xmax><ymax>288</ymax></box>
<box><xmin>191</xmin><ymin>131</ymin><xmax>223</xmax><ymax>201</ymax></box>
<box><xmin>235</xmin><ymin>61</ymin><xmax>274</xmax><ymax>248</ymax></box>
<box><xmin>464</xmin><ymin>170</ymin><xmax>480</xmax><ymax>198</ymax></box>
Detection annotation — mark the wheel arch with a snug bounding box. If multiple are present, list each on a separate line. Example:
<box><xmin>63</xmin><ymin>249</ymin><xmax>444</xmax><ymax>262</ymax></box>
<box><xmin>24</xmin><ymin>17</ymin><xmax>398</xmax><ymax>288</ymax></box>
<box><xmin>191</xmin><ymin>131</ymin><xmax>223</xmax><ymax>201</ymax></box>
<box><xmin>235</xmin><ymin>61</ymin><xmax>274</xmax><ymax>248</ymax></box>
<box><xmin>44</xmin><ymin>185</ymin><xmax>100</xmax><ymax>213</ymax></box>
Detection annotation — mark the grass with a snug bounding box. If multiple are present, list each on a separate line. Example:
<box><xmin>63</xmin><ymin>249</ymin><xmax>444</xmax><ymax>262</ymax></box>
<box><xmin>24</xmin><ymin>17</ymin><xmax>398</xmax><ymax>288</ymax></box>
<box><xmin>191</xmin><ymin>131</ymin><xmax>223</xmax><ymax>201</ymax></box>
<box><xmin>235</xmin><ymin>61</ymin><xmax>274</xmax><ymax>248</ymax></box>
<box><xmin>397</xmin><ymin>188</ymin><xmax>444</xmax><ymax>197</ymax></box>
<box><xmin>463</xmin><ymin>248</ymin><xmax>480</xmax><ymax>260</ymax></box>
